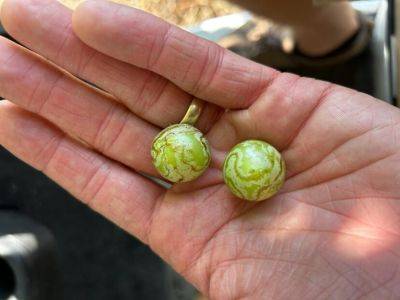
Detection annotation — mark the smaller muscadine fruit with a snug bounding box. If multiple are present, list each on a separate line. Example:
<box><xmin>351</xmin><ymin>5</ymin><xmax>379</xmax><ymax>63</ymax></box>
<box><xmin>151</xmin><ymin>124</ymin><xmax>211</xmax><ymax>183</ymax></box>
<box><xmin>223</xmin><ymin>140</ymin><xmax>286</xmax><ymax>201</ymax></box>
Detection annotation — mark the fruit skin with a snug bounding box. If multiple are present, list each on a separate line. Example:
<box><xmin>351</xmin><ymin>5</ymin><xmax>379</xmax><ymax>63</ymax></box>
<box><xmin>151</xmin><ymin>124</ymin><xmax>211</xmax><ymax>183</ymax></box>
<box><xmin>223</xmin><ymin>140</ymin><xmax>286</xmax><ymax>201</ymax></box>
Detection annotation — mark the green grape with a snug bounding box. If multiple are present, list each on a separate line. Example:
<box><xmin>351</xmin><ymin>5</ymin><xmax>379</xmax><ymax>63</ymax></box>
<box><xmin>151</xmin><ymin>124</ymin><xmax>211</xmax><ymax>183</ymax></box>
<box><xmin>223</xmin><ymin>140</ymin><xmax>285</xmax><ymax>201</ymax></box>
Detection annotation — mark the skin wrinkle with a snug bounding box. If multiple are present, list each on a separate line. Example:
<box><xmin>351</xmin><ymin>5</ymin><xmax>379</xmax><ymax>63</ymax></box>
<box><xmin>282</xmin><ymin>81</ymin><xmax>336</xmax><ymax>150</ymax></box>
<box><xmin>284</xmin><ymin>135</ymin><xmax>354</xmax><ymax>184</ymax></box>
<box><xmin>285</xmin><ymin>144</ymin><xmax>400</xmax><ymax>193</ymax></box>
<box><xmin>321</xmin><ymin>249</ymin><xmax>399</xmax><ymax>298</ymax></box>
<box><xmin>184</xmin><ymin>200</ymin><xmax>259</xmax><ymax>294</ymax></box>
<box><xmin>197</xmin><ymin>205</ymin><xmax>268</xmax><ymax>294</ymax></box>
<box><xmin>35</xmin><ymin>72</ymin><xmax>66</xmax><ymax>115</ymax></box>
<box><xmin>379</xmin><ymin>265</ymin><xmax>399</xmax><ymax>299</ymax></box>
<box><xmin>43</xmin><ymin>7</ymin><xmax>87</xmax><ymax>70</ymax></box>
<box><xmin>190</xmin><ymin>43</ymin><xmax>224</xmax><ymax>99</ymax></box>
<box><xmin>79</xmin><ymin>160</ymin><xmax>112</xmax><ymax>208</ymax></box>
<box><xmin>178</xmin><ymin>185</ymin><xmax>229</xmax><ymax>274</ymax></box>
<box><xmin>30</xmin><ymin>1</ymin><xmax>86</xmax><ymax>74</ymax></box>
<box><xmin>54</xmin><ymin>20</ymin><xmax>75</xmax><ymax>64</ymax></box>
<box><xmin>195</xmin><ymin>191</ymin><xmax>252</xmax><ymax>247</ymax></box>
<box><xmin>224</xmin><ymin>62</ymin><xmax>271</xmax><ymax>108</ymax></box>
<box><xmin>290</xmin><ymin>194</ymin><xmax>400</xmax><ymax>244</ymax></box>
<box><xmin>45</xmin><ymin>141</ymin><xmax>96</xmax><ymax>180</ymax></box>
<box><xmin>235</xmin><ymin>273</ymin><xmax>267</xmax><ymax>300</ymax></box>
<box><xmin>48</xmin><ymin>79</ymin><xmax>105</xmax><ymax>121</ymax></box>
<box><xmin>101</xmin><ymin>110</ymin><xmax>131</xmax><ymax>152</ymax></box>
<box><xmin>39</xmin><ymin>136</ymin><xmax>67</xmax><ymax>174</ymax></box>
<box><xmin>319</xmin><ymin>255</ymin><xmax>365</xmax><ymax>295</ymax></box>
<box><xmin>306</xmin><ymin>262</ymin><xmax>362</xmax><ymax>299</ymax></box>
<box><xmin>318</xmin><ymin>195</ymin><xmax>400</xmax><ymax>206</ymax></box>
<box><xmin>0</xmin><ymin>40</ymin><xmax>21</xmax><ymax>71</ymax></box>
<box><xmin>345</xmin><ymin>175</ymin><xmax>358</xmax><ymax>200</ymax></box>
<box><xmin>245</xmin><ymin>62</ymin><xmax>271</xmax><ymax>106</ymax></box>
<box><xmin>75</xmin><ymin>47</ymin><xmax>98</xmax><ymax>80</ymax></box>
<box><xmin>198</xmin><ymin>203</ymin><xmax>322</xmax><ymax>290</ymax></box>
<box><xmin>167</xmin><ymin>35</ymin><xmax>198</xmax><ymax>63</ymax></box>
<box><xmin>208</xmin><ymin>257</ymin><xmax>313</xmax><ymax>299</ymax></box>
<box><xmin>357</xmin><ymin>269</ymin><xmax>388</xmax><ymax>291</ymax></box>
<box><xmin>33</xmin><ymin>131</ymin><xmax>65</xmax><ymax>171</ymax></box>
<box><xmin>359</xmin><ymin>193</ymin><xmax>375</xmax><ymax>227</ymax></box>
<box><xmin>381</xmin><ymin>199</ymin><xmax>400</xmax><ymax>227</ymax></box>
<box><xmin>324</xmin><ymin>179</ymin><xmax>336</xmax><ymax>217</ymax></box>
<box><xmin>167</xmin><ymin>36</ymin><xmax>228</xmax><ymax>102</ymax></box>
<box><xmin>25</xmin><ymin>66</ymin><xmax>49</xmax><ymax>111</ymax></box>
<box><xmin>312</xmin><ymin>275</ymin><xmax>343</xmax><ymax>299</ymax></box>
<box><xmin>203</xmin><ymin>207</ymin><xmax>397</xmax><ymax>261</ymax></box>
<box><xmin>225</xmin><ymin>227</ymin><xmax>397</xmax><ymax>249</ymax></box>
<box><xmin>0</xmin><ymin>49</ymin><xmax>39</xmax><ymax>104</ymax></box>
<box><xmin>93</xmin><ymin>104</ymin><xmax>130</xmax><ymax>154</ymax></box>
<box><xmin>147</xmin><ymin>22</ymin><xmax>173</xmax><ymax>71</ymax></box>
<box><xmin>134</xmin><ymin>72</ymin><xmax>168</xmax><ymax>118</ymax></box>
<box><xmin>180</xmin><ymin>37</ymin><xmax>205</xmax><ymax>92</ymax></box>
<box><xmin>284</xmin><ymin>260</ymin><xmax>310</xmax><ymax>299</ymax></box>
<box><xmin>148</xmin><ymin>186</ymin><xmax>218</xmax><ymax>245</ymax></box>
<box><xmin>95</xmin><ymin>56</ymin><xmax>128</xmax><ymax>89</ymax></box>
<box><xmin>355</xmin><ymin>270</ymin><xmax>398</xmax><ymax>300</ymax></box>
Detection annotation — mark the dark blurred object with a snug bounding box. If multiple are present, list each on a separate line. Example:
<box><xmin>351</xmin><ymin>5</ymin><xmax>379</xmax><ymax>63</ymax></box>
<box><xmin>220</xmin><ymin>14</ymin><xmax>373</xmax><ymax>69</ymax></box>
<box><xmin>213</xmin><ymin>1</ymin><xmax>395</xmax><ymax>105</ymax></box>
<box><xmin>0</xmin><ymin>149</ymin><xmax>173</xmax><ymax>300</ymax></box>
<box><xmin>0</xmin><ymin>24</ymin><xmax>5</xmax><ymax>36</ymax></box>
<box><xmin>0</xmin><ymin>23</ymin><xmax>9</xmax><ymax>39</ymax></box>
<box><xmin>0</xmin><ymin>212</ymin><xmax>59</xmax><ymax>300</ymax></box>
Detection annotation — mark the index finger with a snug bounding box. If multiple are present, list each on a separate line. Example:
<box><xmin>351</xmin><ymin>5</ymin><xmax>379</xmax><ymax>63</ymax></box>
<box><xmin>72</xmin><ymin>0</ymin><xmax>278</xmax><ymax>109</ymax></box>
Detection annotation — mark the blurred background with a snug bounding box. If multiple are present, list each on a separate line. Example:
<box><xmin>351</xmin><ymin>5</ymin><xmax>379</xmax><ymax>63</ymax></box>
<box><xmin>0</xmin><ymin>0</ymin><xmax>398</xmax><ymax>299</ymax></box>
<box><xmin>60</xmin><ymin>0</ymin><xmax>239</xmax><ymax>26</ymax></box>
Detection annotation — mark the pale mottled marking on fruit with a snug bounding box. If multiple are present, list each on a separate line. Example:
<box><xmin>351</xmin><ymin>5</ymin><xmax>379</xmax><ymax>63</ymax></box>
<box><xmin>223</xmin><ymin>140</ymin><xmax>286</xmax><ymax>201</ymax></box>
<box><xmin>151</xmin><ymin>124</ymin><xmax>211</xmax><ymax>183</ymax></box>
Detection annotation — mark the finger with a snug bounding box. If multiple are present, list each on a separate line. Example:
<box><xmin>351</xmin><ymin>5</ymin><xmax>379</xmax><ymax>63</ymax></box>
<box><xmin>72</xmin><ymin>0</ymin><xmax>278</xmax><ymax>109</ymax></box>
<box><xmin>0</xmin><ymin>0</ymin><xmax>221</xmax><ymax>131</ymax></box>
<box><xmin>0</xmin><ymin>101</ymin><xmax>164</xmax><ymax>243</ymax></box>
<box><xmin>0</xmin><ymin>37</ymin><xmax>159</xmax><ymax>176</ymax></box>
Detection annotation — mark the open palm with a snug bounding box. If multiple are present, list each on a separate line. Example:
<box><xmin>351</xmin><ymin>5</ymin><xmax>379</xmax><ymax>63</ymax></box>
<box><xmin>1</xmin><ymin>1</ymin><xmax>400</xmax><ymax>299</ymax></box>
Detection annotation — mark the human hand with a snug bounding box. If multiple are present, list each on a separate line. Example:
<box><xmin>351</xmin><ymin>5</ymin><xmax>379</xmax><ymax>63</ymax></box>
<box><xmin>1</xmin><ymin>1</ymin><xmax>400</xmax><ymax>299</ymax></box>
